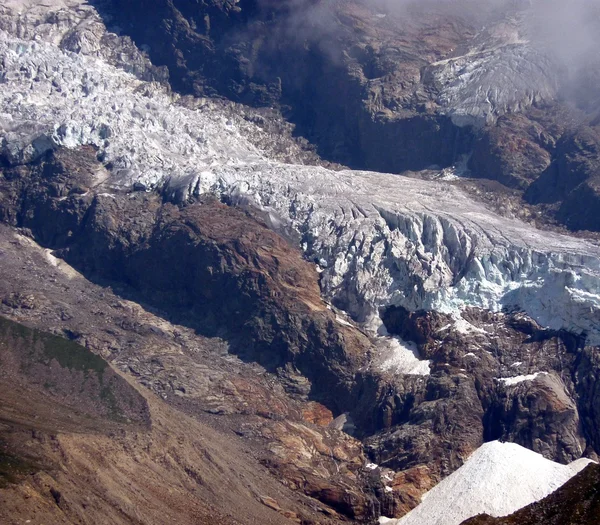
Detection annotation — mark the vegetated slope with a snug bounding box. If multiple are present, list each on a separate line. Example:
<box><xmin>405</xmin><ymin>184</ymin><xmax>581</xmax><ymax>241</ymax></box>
<box><xmin>0</xmin><ymin>315</ymin><xmax>348</xmax><ymax>525</ymax></box>
<box><xmin>0</xmin><ymin>315</ymin><xmax>150</xmax><ymax>424</ymax></box>
<box><xmin>382</xmin><ymin>441</ymin><xmax>593</xmax><ymax>525</ymax></box>
<box><xmin>462</xmin><ymin>463</ymin><xmax>600</xmax><ymax>525</ymax></box>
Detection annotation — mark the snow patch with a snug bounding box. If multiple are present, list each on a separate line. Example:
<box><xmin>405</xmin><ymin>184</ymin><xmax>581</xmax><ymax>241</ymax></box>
<box><xmin>335</xmin><ymin>315</ymin><xmax>353</xmax><ymax>327</ymax></box>
<box><xmin>454</xmin><ymin>316</ymin><xmax>488</xmax><ymax>335</ymax></box>
<box><xmin>44</xmin><ymin>249</ymin><xmax>59</xmax><ymax>267</ymax></box>
<box><xmin>384</xmin><ymin>441</ymin><xmax>594</xmax><ymax>525</ymax></box>
<box><xmin>375</xmin><ymin>336</ymin><xmax>431</xmax><ymax>376</ymax></box>
<box><xmin>497</xmin><ymin>372</ymin><xmax>548</xmax><ymax>386</ymax></box>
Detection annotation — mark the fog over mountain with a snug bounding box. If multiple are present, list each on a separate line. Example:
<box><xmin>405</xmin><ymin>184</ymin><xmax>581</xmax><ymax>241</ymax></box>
<box><xmin>268</xmin><ymin>0</ymin><xmax>600</xmax><ymax>108</ymax></box>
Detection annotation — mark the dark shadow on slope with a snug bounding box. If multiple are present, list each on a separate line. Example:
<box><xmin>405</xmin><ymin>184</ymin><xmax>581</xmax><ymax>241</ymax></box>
<box><xmin>0</xmin><ymin>147</ymin><xmax>373</xmax><ymax>418</ymax></box>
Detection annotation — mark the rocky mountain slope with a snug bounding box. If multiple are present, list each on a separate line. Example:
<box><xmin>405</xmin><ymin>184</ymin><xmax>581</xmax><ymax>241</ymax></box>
<box><xmin>1</xmin><ymin>0</ymin><xmax>600</xmax><ymax>524</ymax></box>
<box><xmin>0</xmin><ymin>316</ymin><xmax>350</xmax><ymax>525</ymax></box>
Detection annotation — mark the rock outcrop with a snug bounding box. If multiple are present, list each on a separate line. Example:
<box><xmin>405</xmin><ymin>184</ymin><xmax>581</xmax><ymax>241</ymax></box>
<box><xmin>0</xmin><ymin>150</ymin><xmax>389</xmax><ymax>520</ymax></box>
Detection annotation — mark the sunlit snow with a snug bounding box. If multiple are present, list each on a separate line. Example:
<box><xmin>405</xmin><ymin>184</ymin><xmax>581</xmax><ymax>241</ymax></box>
<box><xmin>497</xmin><ymin>372</ymin><xmax>548</xmax><ymax>386</ymax></box>
<box><xmin>382</xmin><ymin>441</ymin><xmax>594</xmax><ymax>525</ymax></box>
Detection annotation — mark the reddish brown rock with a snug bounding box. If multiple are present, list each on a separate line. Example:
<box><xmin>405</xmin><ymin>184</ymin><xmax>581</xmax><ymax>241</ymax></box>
<box><xmin>302</xmin><ymin>402</ymin><xmax>335</xmax><ymax>427</ymax></box>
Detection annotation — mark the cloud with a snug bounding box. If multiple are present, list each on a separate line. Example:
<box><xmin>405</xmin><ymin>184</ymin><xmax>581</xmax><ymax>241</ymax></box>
<box><xmin>250</xmin><ymin>0</ymin><xmax>600</xmax><ymax>109</ymax></box>
<box><xmin>524</xmin><ymin>0</ymin><xmax>600</xmax><ymax>109</ymax></box>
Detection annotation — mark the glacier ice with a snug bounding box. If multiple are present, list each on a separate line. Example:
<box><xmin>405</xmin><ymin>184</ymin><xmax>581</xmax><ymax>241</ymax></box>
<box><xmin>1</xmin><ymin>1</ymin><xmax>600</xmax><ymax>353</ymax></box>
<box><xmin>427</xmin><ymin>18</ymin><xmax>558</xmax><ymax>127</ymax></box>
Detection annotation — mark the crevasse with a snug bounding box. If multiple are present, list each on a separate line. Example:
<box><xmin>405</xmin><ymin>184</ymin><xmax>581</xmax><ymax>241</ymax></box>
<box><xmin>1</xmin><ymin>9</ymin><xmax>599</xmax><ymax>345</ymax></box>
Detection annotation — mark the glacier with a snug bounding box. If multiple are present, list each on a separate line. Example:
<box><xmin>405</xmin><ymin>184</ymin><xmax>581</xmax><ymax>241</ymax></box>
<box><xmin>1</xmin><ymin>0</ymin><xmax>600</xmax><ymax>355</ymax></box>
<box><xmin>426</xmin><ymin>17</ymin><xmax>558</xmax><ymax>127</ymax></box>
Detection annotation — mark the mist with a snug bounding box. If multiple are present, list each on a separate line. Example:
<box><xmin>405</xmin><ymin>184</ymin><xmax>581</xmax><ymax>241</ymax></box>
<box><xmin>293</xmin><ymin>0</ymin><xmax>600</xmax><ymax>108</ymax></box>
<box><xmin>527</xmin><ymin>1</ymin><xmax>600</xmax><ymax>62</ymax></box>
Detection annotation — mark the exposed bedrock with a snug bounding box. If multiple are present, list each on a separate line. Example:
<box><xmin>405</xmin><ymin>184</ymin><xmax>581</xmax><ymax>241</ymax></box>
<box><xmin>373</xmin><ymin>306</ymin><xmax>599</xmax><ymax>468</ymax></box>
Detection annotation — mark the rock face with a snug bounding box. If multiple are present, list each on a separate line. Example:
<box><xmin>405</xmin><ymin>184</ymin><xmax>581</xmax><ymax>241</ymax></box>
<box><xmin>0</xmin><ymin>145</ymin><xmax>372</xmax><ymax>413</ymax></box>
<box><xmin>525</xmin><ymin>125</ymin><xmax>600</xmax><ymax>232</ymax></box>
<box><xmin>362</xmin><ymin>306</ymin><xmax>600</xmax><ymax>474</ymax></box>
<box><xmin>462</xmin><ymin>463</ymin><xmax>600</xmax><ymax>525</ymax></box>
<box><xmin>98</xmin><ymin>0</ymin><xmax>477</xmax><ymax>171</ymax></box>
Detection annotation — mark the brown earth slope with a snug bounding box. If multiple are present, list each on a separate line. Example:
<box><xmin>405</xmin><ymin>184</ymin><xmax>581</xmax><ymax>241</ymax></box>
<box><xmin>0</xmin><ymin>316</ymin><xmax>361</xmax><ymax>525</ymax></box>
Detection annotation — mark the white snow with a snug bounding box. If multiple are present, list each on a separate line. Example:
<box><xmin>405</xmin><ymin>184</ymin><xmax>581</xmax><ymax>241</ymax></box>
<box><xmin>497</xmin><ymin>372</ymin><xmax>548</xmax><ymax>386</ymax></box>
<box><xmin>1</xmin><ymin>1</ymin><xmax>600</xmax><ymax>351</ymax></box>
<box><xmin>427</xmin><ymin>18</ymin><xmax>558</xmax><ymax>127</ymax></box>
<box><xmin>382</xmin><ymin>441</ymin><xmax>594</xmax><ymax>525</ymax></box>
<box><xmin>366</xmin><ymin>463</ymin><xmax>379</xmax><ymax>470</ymax></box>
<box><xmin>374</xmin><ymin>336</ymin><xmax>431</xmax><ymax>376</ymax></box>
<box><xmin>3</xmin><ymin>0</ymin><xmax>83</xmax><ymax>12</ymax></box>
<box><xmin>335</xmin><ymin>315</ymin><xmax>353</xmax><ymax>327</ymax></box>
<box><xmin>453</xmin><ymin>316</ymin><xmax>488</xmax><ymax>335</ymax></box>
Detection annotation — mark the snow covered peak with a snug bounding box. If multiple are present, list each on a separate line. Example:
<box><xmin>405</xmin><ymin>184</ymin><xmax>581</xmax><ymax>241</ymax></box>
<box><xmin>382</xmin><ymin>440</ymin><xmax>594</xmax><ymax>525</ymax></box>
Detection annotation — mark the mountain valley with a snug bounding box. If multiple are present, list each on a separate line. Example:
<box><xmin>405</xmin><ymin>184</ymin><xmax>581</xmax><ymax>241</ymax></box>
<box><xmin>1</xmin><ymin>1</ymin><xmax>600</xmax><ymax>524</ymax></box>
